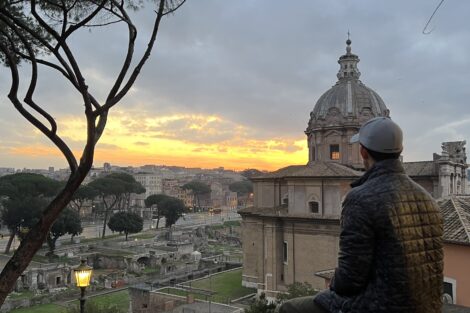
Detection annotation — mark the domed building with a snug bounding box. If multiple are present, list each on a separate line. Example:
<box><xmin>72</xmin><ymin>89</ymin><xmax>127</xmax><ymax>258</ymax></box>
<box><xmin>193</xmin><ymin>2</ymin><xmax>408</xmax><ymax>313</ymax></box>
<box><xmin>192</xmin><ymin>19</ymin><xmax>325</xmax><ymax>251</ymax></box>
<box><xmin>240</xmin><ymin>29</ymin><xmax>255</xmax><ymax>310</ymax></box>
<box><xmin>306</xmin><ymin>39</ymin><xmax>389</xmax><ymax>168</ymax></box>
<box><xmin>239</xmin><ymin>39</ymin><xmax>468</xmax><ymax>300</ymax></box>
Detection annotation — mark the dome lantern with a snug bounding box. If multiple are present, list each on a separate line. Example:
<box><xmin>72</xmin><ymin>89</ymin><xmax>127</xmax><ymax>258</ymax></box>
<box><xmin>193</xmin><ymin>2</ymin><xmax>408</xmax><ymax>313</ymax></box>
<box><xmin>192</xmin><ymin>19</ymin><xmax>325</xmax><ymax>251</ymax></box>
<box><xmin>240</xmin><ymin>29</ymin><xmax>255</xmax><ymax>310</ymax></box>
<box><xmin>337</xmin><ymin>38</ymin><xmax>361</xmax><ymax>80</ymax></box>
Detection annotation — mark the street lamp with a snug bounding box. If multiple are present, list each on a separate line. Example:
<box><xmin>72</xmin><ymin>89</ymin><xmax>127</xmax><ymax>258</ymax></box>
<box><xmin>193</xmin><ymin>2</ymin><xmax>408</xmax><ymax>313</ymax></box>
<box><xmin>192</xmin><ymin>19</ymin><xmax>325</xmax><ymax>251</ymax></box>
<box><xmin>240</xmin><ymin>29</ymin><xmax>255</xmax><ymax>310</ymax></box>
<box><xmin>74</xmin><ymin>259</ymin><xmax>93</xmax><ymax>313</ymax></box>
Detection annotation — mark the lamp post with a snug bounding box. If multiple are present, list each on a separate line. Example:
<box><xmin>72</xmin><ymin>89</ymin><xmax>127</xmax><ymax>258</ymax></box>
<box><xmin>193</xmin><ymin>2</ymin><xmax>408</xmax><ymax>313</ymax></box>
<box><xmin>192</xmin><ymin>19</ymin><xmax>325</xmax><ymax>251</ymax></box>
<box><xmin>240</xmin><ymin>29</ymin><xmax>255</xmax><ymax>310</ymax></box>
<box><xmin>74</xmin><ymin>259</ymin><xmax>93</xmax><ymax>313</ymax></box>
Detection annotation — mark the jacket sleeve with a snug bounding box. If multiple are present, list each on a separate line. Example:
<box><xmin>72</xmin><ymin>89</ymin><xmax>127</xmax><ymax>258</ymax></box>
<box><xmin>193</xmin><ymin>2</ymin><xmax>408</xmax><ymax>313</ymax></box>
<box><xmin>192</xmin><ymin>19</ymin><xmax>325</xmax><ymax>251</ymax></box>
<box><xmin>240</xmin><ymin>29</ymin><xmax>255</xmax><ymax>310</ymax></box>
<box><xmin>332</xmin><ymin>199</ymin><xmax>375</xmax><ymax>296</ymax></box>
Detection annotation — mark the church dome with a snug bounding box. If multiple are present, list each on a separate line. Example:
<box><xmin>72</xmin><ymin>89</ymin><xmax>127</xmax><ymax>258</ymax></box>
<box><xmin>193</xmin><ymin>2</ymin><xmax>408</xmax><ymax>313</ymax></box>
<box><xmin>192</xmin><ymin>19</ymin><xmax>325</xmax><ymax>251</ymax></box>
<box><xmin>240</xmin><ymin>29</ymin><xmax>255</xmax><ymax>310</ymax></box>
<box><xmin>307</xmin><ymin>39</ymin><xmax>389</xmax><ymax>131</ymax></box>
<box><xmin>305</xmin><ymin>38</ymin><xmax>391</xmax><ymax>167</ymax></box>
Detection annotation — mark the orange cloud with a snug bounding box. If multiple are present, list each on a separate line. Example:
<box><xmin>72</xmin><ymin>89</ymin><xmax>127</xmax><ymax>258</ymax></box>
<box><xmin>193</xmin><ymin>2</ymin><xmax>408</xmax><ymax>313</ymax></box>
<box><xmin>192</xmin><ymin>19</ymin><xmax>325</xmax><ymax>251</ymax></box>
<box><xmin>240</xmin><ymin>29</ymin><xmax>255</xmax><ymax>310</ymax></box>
<box><xmin>7</xmin><ymin>110</ymin><xmax>308</xmax><ymax>171</ymax></box>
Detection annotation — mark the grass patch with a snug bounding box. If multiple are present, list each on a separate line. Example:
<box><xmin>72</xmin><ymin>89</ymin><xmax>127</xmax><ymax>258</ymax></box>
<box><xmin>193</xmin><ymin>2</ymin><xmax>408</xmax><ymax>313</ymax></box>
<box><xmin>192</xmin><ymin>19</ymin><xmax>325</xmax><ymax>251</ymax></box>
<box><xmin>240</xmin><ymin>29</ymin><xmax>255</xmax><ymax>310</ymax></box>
<box><xmin>8</xmin><ymin>291</ymin><xmax>35</xmax><ymax>300</ymax></box>
<box><xmin>81</xmin><ymin>234</ymin><xmax>120</xmax><ymax>243</ymax></box>
<box><xmin>142</xmin><ymin>266</ymin><xmax>160</xmax><ymax>274</ymax></box>
<box><xmin>89</xmin><ymin>290</ymin><xmax>129</xmax><ymax>309</ymax></box>
<box><xmin>31</xmin><ymin>254</ymin><xmax>70</xmax><ymax>264</ymax></box>
<box><xmin>223</xmin><ymin>220</ymin><xmax>240</xmax><ymax>227</ymax></box>
<box><xmin>169</xmin><ymin>269</ymin><xmax>254</xmax><ymax>304</ymax></box>
<box><xmin>10</xmin><ymin>304</ymin><xmax>66</xmax><ymax>313</ymax></box>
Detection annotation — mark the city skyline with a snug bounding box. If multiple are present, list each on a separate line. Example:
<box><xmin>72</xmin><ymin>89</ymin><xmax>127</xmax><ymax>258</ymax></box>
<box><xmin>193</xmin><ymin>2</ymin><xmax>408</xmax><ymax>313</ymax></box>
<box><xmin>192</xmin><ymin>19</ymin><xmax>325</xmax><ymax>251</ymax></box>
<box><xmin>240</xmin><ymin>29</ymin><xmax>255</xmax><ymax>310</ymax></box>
<box><xmin>1</xmin><ymin>1</ymin><xmax>470</xmax><ymax>171</ymax></box>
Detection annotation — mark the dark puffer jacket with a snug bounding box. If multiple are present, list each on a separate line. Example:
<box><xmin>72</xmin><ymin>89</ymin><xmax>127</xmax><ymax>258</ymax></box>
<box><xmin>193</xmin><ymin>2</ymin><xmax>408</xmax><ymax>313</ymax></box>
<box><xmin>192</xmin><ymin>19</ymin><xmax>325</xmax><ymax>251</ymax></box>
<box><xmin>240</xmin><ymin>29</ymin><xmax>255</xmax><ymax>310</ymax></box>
<box><xmin>315</xmin><ymin>159</ymin><xmax>443</xmax><ymax>313</ymax></box>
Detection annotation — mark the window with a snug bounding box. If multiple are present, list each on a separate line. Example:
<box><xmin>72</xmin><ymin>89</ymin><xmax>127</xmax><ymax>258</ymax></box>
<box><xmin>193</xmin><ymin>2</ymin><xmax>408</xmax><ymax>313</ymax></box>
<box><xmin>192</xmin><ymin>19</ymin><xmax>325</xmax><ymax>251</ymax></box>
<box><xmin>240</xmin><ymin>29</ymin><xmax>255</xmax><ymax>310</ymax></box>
<box><xmin>330</xmin><ymin>144</ymin><xmax>340</xmax><ymax>160</ymax></box>
<box><xmin>283</xmin><ymin>241</ymin><xmax>288</xmax><ymax>264</ymax></box>
<box><xmin>443</xmin><ymin>277</ymin><xmax>457</xmax><ymax>304</ymax></box>
<box><xmin>309</xmin><ymin>201</ymin><xmax>319</xmax><ymax>213</ymax></box>
<box><xmin>282</xmin><ymin>194</ymin><xmax>289</xmax><ymax>206</ymax></box>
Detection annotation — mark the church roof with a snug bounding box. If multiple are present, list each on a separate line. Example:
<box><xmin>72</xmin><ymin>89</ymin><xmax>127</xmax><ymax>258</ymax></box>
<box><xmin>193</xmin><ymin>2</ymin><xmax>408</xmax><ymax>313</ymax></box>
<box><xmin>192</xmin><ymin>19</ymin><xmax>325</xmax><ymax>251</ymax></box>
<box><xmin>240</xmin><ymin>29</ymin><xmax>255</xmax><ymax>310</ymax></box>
<box><xmin>311</xmin><ymin>80</ymin><xmax>388</xmax><ymax>122</ymax></box>
<box><xmin>403</xmin><ymin>161</ymin><xmax>438</xmax><ymax>177</ymax></box>
<box><xmin>307</xmin><ymin>39</ymin><xmax>389</xmax><ymax>131</ymax></box>
<box><xmin>252</xmin><ymin>161</ymin><xmax>362</xmax><ymax>180</ymax></box>
<box><xmin>438</xmin><ymin>196</ymin><xmax>470</xmax><ymax>245</ymax></box>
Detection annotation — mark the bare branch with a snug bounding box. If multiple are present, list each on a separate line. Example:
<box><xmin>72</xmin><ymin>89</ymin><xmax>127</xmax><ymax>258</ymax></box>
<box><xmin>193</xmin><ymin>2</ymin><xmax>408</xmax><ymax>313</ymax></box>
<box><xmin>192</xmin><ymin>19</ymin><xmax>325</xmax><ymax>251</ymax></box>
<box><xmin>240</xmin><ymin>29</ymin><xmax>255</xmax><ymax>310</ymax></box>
<box><xmin>0</xmin><ymin>9</ymin><xmax>79</xmax><ymax>86</ymax></box>
<box><xmin>104</xmin><ymin>0</ymin><xmax>137</xmax><ymax>103</ymax></box>
<box><xmin>2</xmin><ymin>25</ymin><xmax>58</xmax><ymax>134</ymax></box>
<box><xmin>0</xmin><ymin>38</ymin><xmax>79</xmax><ymax>173</ymax></box>
<box><xmin>31</xmin><ymin>0</ymin><xmax>95</xmax><ymax>117</ymax></box>
<box><xmin>96</xmin><ymin>0</ymin><xmax>174</xmax><ymax>114</ymax></box>
<box><xmin>63</xmin><ymin>0</ymin><xmax>109</xmax><ymax>42</ymax></box>
<box><xmin>163</xmin><ymin>0</ymin><xmax>187</xmax><ymax>16</ymax></box>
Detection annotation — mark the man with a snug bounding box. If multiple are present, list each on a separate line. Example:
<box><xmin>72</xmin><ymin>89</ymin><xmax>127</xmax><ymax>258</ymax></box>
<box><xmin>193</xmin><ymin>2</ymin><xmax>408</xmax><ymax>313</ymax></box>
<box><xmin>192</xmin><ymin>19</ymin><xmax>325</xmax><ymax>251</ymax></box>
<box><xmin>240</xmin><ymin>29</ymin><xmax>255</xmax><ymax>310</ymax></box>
<box><xmin>278</xmin><ymin>117</ymin><xmax>443</xmax><ymax>313</ymax></box>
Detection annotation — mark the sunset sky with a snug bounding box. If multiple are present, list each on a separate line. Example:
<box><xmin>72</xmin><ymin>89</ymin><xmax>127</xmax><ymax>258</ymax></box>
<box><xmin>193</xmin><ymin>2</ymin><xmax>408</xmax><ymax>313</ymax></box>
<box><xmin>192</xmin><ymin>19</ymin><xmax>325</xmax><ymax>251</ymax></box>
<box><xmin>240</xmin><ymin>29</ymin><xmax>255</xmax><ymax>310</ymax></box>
<box><xmin>1</xmin><ymin>0</ymin><xmax>470</xmax><ymax>171</ymax></box>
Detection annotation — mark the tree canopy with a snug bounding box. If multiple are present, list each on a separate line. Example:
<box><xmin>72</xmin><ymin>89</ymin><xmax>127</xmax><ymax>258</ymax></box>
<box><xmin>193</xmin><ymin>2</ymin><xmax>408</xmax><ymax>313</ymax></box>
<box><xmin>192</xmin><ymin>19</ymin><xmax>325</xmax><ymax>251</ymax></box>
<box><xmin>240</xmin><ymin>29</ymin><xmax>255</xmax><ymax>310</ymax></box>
<box><xmin>145</xmin><ymin>193</ymin><xmax>171</xmax><ymax>229</ymax></box>
<box><xmin>108</xmin><ymin>211</ymin><xmax>143</xmax><ymax>241</ymax></box>
<box><xmin>0</xmin><ymin>173</ymin><xmax>61</xmax><ymax>253</ymax></box>
<box><xmin>47</xmin><ymin>207</ymin><xmax>82</xmax><ymax>255</ymax></box>
<box><xmin>241</xmin><ymin>169</ymin><xmax>263</xmax><ymax>179</ymax></box>
<box><xmin>229</xmin><ymin>180</ymin><xmax>253</xmax><ymax>195</ymax></box>
<box><xmin>182</xmin><ymin>181</ymin><xmax>211</xmax><ymax>195</ymax></box>
<box><xmin>159</xmin><ymin>197</ymin><xmax>185</xmax><ymax>228</ymax></box>
<box><xmin>0</xmin><ymin>0</ymin><xmax>186</xmax><ymax>304</ymax></box>
<box><xmin>88</xmin><ymin>172</ymin><xmax>145</xmax><ymax>238</ymax></box>
<box><xmin>70</xmin><ymin>184</ymin><xmax>98</xmax><ymax>215</ymax></box>
<box><xmin>0</xmin><ymin>173</ymin><xmax>61</xmax><ymax>199</ymax></box>
<box><xmin>276</xmin><ymin>282</ymin><xmax>317</xmax><ymax>303</ymax></box>
<box><xmin>182</xmin><ymin>181</ymin><xmax>210</xmax><ymax>210</ymax></box>
<box><xmin>245</xmin><ymin>293</ymin><xmax>276</xmax><ymax>313</ymax></box>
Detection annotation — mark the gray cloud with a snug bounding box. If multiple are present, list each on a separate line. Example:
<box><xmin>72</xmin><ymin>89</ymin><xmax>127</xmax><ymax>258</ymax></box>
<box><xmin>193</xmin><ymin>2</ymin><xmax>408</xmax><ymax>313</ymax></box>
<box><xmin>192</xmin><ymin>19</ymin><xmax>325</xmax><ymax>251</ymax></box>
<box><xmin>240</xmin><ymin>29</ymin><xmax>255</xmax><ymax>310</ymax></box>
<box><xmin>1</xmin><ymin>0</ymin><xmax>469</xmax><ymax>168</ymax></box>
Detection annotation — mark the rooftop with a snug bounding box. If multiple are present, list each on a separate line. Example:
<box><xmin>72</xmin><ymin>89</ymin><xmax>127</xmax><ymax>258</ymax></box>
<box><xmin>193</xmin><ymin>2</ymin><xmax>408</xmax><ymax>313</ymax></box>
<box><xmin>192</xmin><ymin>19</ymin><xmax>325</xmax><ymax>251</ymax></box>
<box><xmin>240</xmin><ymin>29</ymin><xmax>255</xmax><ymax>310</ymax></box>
<box><xmin>252</xmin><ymin>162</ymin><xmax>362</xmax><ymax>180</ymax></box>
<box><xmin>403</xmin><ymin>161</ymin><xmax>438</xmax><ymax>177</ymax></box>
<box><xmin>438</xmin><ymin>195</ymin><xmax>470</xmax><ymax>245</ymax></box>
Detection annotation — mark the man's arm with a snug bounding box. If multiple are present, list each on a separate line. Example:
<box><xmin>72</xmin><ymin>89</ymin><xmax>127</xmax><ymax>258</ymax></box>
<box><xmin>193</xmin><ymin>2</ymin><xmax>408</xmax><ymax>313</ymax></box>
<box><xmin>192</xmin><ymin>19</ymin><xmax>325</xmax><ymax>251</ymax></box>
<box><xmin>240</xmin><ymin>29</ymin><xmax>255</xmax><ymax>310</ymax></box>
<box><xmin>332</xmin><ymin>200</ymin><xmax>375</xmax><ymax>296</ymax></box>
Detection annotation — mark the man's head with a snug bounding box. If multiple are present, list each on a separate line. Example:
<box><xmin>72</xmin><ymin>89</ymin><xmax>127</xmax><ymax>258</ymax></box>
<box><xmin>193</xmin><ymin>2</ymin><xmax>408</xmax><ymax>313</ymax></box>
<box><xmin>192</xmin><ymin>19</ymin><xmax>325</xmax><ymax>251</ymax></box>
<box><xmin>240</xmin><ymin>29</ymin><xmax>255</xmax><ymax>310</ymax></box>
<box><xmin>350</xmin><ymin>117</ymin><xmax>403</xmax><ymax>170</ymax></box>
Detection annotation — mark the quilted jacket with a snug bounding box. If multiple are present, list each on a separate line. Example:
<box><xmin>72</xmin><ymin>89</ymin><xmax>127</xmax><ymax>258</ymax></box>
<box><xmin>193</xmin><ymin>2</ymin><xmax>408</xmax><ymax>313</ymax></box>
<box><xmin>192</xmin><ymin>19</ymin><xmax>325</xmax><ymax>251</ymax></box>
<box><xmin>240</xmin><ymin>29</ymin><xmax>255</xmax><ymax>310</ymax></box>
<box><xmin>315</xmin><ymin>159</ymin><xmax>443</xmax><ymax>313</ymax></box>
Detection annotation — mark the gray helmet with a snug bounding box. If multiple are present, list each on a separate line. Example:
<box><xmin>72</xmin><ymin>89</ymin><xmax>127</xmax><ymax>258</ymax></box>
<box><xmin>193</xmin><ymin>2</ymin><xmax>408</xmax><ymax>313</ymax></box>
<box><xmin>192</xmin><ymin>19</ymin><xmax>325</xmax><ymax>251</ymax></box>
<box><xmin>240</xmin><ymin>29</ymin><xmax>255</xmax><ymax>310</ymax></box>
<box><xmin>350</xmin><ymin>117</ymin><xmax>403</xmax><ymax>153</ymax></box>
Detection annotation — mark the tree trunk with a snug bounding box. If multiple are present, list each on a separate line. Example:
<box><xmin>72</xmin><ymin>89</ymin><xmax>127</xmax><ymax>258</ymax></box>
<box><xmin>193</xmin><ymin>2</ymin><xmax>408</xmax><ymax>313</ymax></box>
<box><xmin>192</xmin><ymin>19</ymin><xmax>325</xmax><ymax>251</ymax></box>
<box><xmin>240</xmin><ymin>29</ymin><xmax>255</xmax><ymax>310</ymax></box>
<box><xmin>0</xmin><ymin>168</ymin><xmax>88</xmax><ymax>305</ymax></box>
<box><xmin>46</xmin><ymin>234</ymin><xmax>57</xmax><ymax>256</ymax></box>
<box><xmin>101</xmin><ymin>196</ymin><xmax>119</xmax><ymax>238</ymax></box>
<box><xmin>4</xmin><ymin>232</ymin><xmax>15</xmax><ymax>254</ymax></box>
<box><xmin>102</xmin><ymin>208</ymin><xmax>109</xmax><ymax>239</ymax></box>
<box><xmin>125</xmin><ymin>232</ymin><xmax>128</xmax><ymax>241</ymax></box>
<box><xmin>156</xmin><ymin>217</ymin><xmax>160</xmax><ymax>229</ymax></box>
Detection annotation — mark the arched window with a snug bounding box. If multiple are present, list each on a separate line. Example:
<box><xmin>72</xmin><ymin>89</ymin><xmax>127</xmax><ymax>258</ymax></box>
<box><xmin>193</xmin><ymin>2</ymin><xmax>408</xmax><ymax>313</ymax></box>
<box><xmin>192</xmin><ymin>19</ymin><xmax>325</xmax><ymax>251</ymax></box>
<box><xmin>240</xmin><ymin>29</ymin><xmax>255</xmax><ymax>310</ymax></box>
<box><xmin>307</xmin><ymin>195</ymin><xmax>320</xmax><ymax>214</ymax></box>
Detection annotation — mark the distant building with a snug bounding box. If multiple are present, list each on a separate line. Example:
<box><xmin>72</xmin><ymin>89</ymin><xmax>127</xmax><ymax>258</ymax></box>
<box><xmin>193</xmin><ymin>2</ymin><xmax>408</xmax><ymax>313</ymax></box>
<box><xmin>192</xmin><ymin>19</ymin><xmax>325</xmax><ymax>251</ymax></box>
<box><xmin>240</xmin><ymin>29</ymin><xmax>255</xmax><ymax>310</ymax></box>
<box><xmin>438</xmin><ymin>195</ymin><xmax>470</xmax><ymax>307</ymax></box>
<box><xmin>225</xmin><ymin>191</ymin><xmax>238</xmax><ymax>210</ymax></box>
<box><xmin>132</xmin><ymin>172</ymin><xmax>163</xmax><ymax>207</ymax></box>
<box><xmin>239</xmin><ymin>39</ymin><xmax>469</xmax><ymax>301</ymax></box>
<box><xmin>0</xmin><ymin>168</ymin><xmax>15</xmax><ymax>177</ymax></box>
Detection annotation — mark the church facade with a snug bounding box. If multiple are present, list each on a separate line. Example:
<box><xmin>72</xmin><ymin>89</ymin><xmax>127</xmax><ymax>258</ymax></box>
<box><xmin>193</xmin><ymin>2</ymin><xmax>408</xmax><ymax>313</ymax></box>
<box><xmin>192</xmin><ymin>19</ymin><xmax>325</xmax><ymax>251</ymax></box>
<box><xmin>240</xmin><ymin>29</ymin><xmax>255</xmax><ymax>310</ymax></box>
<box><xmin>239</xmin><ymin>40</ymin><xmax>468</xmax><ymax>299</ymax></box>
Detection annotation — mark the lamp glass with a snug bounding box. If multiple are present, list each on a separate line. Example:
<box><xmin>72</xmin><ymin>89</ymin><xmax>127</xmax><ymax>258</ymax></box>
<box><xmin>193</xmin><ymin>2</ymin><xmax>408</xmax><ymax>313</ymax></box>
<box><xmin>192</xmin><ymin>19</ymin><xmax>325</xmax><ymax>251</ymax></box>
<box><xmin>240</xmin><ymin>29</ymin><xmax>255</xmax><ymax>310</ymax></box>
<box><xmin>74</xmin><ymin>260</ymin><xmax>93</xmax><ymax>287</ymax></box>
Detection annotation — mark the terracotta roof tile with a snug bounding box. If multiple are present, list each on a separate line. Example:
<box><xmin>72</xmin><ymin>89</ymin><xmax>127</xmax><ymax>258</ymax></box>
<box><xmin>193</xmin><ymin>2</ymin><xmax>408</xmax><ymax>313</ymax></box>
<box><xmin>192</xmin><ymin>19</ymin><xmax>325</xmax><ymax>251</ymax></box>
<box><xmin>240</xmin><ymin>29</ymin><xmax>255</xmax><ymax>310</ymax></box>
<box><xmin>438</xmin><ymin>196</ymin><xmax>470</xmax><ymax>244</ymax></box>
<box><xmin>403</xmin><ymin>161</ymin><xmax>437</xmax><ymax>177</ymax></box>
